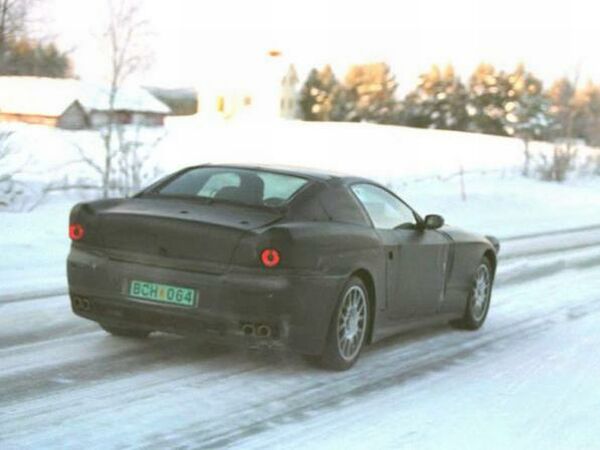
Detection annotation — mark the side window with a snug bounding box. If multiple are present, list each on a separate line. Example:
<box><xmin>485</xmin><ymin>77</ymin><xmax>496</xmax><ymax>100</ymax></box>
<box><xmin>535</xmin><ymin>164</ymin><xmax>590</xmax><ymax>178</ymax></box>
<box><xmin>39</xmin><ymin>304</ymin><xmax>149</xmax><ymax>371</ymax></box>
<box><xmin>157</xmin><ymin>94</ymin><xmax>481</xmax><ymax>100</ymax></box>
<box><xmin>351</xmin><ymin>184</ymin><xmax>416</xmax><ymax>230</ymax></box>
<box><xmin>259</xmin><ymin>172</ymin><xmax>307</xmax><ymax>206</ymax></box>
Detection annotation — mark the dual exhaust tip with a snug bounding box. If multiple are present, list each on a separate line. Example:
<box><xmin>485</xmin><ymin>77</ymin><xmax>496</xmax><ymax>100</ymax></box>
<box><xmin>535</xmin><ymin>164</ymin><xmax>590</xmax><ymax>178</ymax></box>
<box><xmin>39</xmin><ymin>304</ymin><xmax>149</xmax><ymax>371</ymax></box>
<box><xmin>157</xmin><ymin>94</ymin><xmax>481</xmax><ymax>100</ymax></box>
<box><xmin>241</xmin><ymin>323</ymin><xmax>273</xmax><ymax>338</ymax></box>
<box><xmin>72</xmin><ymin>297</ymin><xmax>273</xmax><ymax>338</ymax></box>
<box><xmin>72</xmin><ymin>295</ymin><xmax>91</xmax><ymax>311</ymax></box>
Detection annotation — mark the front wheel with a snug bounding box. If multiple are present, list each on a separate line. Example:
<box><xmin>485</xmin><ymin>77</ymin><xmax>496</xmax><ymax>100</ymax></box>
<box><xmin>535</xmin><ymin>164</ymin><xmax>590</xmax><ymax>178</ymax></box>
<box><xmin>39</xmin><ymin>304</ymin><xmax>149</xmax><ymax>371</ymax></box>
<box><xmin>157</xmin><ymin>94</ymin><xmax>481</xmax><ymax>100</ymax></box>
<box><xmin>453</xmin><ymin>257</ymin><xmax>493</xmax><ymax>330</ymax></box>
<box><xmin>317</xmin><ymin>277</ymin><xmax>370</xmax><ymax>371</ymax></box>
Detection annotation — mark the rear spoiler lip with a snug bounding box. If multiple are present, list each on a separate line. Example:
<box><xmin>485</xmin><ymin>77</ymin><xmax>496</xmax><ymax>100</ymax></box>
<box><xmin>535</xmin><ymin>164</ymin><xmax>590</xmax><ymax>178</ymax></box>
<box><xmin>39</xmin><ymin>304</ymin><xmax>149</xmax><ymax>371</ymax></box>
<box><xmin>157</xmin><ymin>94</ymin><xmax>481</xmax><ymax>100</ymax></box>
<box><xmin>485</xmin><ymin>235</ymin><xmax>501</xmax><ymax>253</ymax></box>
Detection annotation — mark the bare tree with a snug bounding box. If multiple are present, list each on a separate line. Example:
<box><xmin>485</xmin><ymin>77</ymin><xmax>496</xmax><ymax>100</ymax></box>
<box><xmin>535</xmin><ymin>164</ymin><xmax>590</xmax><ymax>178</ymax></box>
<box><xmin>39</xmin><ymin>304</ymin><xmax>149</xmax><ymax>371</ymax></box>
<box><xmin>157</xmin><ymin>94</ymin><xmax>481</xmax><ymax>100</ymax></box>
<box><xmin>564</xmin><ymin>67</ymin><xmax>581</xmax><ymax>152</ymax></box>
<box><xmin>1</xmin><ymin>0</ymin><xmax>24</xmax><ymax>47</ymax></box>
<box><xmin>537</xmin><ymin>145</ymin><xmax>578</xmax><ymax>182</ymax></box>
<box><xmin>536</xmin><ymin>66</ymin><xmax>582</xmax><ymax>182</ymax></box>
<box><xmin>114</xmin><ymin>128</ymin><xmax>164</xmax><ymax>197</ymax></box>
<box><xmin>0</xmin><ymin>0</ymin><xmax>40</xmax><ymax>49</ymax></box>
<box><xmin>98</xmin><ymin>0</ymin><xmax>153</xmax><ymax>198</ymax></box>
<box><xmin>0</xmin><ymin>130</ymin><xmax>26</xmax><ymax>207</ymax></box>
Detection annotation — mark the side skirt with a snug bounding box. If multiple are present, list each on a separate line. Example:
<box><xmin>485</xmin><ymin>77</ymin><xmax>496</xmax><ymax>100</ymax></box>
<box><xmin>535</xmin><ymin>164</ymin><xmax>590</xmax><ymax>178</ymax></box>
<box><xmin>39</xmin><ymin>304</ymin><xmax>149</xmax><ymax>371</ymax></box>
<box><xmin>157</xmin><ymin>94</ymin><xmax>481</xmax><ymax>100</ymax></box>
<box><xmin>370</xmin><ymin>312</ymin><xmax>462</xmax><ymax>344</ymax></box>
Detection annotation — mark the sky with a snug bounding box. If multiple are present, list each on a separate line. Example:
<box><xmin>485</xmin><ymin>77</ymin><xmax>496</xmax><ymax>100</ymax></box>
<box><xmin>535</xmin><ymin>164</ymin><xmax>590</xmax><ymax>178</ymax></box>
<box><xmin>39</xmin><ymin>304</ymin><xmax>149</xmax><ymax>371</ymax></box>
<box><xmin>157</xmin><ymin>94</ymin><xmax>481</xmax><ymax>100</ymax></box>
<box><xmin>43</xmin><ymin>0</ymin><xmax>600</xmax><ymax>93</ymax></box>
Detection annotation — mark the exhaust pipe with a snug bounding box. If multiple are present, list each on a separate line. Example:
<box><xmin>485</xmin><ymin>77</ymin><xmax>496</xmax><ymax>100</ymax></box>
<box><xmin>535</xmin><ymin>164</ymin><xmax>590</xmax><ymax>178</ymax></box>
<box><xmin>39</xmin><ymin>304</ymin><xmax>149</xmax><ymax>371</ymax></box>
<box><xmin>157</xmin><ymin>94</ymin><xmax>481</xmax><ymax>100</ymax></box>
<box><xmin>72</xmin><ymin>296</ymin><xmax>82</xmax><ymax>309</ymax></box>
<box><xmin>241</xmin><ymin>324</ymin><xmax>255</xmax><ymax>336</ymax></box>
<box><xmin>256</xmin><ymin>324</ymin><xmax>272</xmax><ymax>338</ymax></box>
<box><xmin>80</xmin><ymin>298</ymin><xmax>90</xmax><ymax>311</ymax></box>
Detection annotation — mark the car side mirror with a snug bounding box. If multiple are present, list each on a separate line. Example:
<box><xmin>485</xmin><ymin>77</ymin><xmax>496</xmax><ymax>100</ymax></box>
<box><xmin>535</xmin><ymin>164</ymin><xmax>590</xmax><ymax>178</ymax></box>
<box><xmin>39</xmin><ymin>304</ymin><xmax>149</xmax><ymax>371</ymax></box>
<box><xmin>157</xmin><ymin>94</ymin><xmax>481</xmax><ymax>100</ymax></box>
<box><xmin>424</xmin><ymin>214</ymin><xmax>444</xmax><ymax>230</ymax></box>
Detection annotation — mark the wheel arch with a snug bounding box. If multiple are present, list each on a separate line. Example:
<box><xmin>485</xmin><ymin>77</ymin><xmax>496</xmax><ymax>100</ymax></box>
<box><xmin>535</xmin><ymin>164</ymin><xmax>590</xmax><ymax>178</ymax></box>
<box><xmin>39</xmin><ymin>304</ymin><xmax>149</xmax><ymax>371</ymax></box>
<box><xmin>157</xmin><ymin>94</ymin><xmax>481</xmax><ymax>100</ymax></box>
<box><xmin>351</xmin><ymin>268</ymin><xmax>376</xmax><ymax>345</ymax></box>
<box><xmin>483</xmin><ymin>249</ymin><xmax>497</xmax><ymax>277</ymax></box>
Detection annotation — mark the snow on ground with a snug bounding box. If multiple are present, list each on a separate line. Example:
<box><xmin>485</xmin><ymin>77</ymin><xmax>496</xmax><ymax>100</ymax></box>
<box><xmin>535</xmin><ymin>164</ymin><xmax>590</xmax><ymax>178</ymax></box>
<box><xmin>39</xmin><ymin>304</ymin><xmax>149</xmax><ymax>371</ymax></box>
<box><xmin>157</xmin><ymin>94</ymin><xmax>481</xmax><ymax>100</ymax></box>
<box><xmin>238</xmin><ymin>266</ymin><xmax>600</xmax><ymax>450</ymax></box>
<box><xmin>4</xmin><ymin>117</ymin><xmax>599</xmax><ymax>190</ymax></box>
<box><xmin>0</xmin><ymin>194</ymin><xmax>73</xmax><ymax>296</ymax></box>
<box><xmin>1</xmin><ymin>119</ymin><xmax>600</xmax><ymax>298</ymax></box>
<box><xmin>1</xmin><ymin>248</ymin><xmax>599</xmax><ymax>449</ymax></box>
<box><xmin>2</xmin><ymin>173</ymin><xmax>600</xmax><ymax>299</ymax></box>
<box><xmin>395</xmin><ymin>173</ymin><xmax>600</xmax><ymax>238</ymax></box>
<box><xmin>1</xmin><ymin>119</ymin><xmax>600</xmax><ymax>448</ymax></box>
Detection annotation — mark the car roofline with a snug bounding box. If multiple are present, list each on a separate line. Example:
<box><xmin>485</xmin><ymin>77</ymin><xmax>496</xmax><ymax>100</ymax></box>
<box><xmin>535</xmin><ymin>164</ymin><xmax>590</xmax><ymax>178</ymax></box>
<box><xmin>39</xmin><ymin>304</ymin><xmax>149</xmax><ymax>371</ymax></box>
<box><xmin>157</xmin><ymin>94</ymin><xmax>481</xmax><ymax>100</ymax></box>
<box><xmin>196</xmin><ymin>163</ymin><xmax>347</xmax><ymax>181</ymax></box>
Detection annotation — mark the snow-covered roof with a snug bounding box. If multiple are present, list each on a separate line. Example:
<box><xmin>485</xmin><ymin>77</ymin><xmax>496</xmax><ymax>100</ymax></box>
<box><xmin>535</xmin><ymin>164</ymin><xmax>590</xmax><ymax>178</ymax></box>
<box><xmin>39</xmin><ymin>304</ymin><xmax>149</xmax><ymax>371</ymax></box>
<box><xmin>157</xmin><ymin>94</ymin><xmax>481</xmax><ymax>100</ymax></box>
<box><xmin>79</xmin><ymin>82</ymin><xmax>171</xmax><ymax>114</ymax></box>
<box><xmin>0</xmin><ymin>76</ymin><xmax>171</xmax><ymax>117</ymax></box>
<box><xmin>0</xmin><ymin>77</ymin><xmax>79</xmax><ymax>117</ymax></box>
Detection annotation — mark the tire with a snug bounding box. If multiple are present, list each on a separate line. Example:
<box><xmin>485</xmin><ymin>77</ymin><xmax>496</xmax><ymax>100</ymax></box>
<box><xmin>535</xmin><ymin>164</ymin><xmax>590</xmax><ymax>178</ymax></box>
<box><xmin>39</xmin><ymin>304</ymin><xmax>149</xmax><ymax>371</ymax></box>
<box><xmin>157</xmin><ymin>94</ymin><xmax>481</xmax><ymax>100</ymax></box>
<box><xmin>317</xmin><ymin>276</ymin><xmax>370</xmax><ymax>371</ymax></box>
<box><xmin>452</xmin><ymin>257</ymin><xmax>494</xmax><ymax>330</ymax></box>
<box><xmin>100</xmin><ymin>324</ymin><xmax>151</xmax><ymax>338</ymax></box>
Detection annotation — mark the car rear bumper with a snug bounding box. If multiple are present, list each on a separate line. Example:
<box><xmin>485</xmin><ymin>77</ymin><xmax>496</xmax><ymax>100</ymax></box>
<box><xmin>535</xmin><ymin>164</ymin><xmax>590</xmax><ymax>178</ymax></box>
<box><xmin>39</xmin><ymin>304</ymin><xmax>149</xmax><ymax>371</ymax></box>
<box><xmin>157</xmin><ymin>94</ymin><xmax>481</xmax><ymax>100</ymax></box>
<box><xmin>67</xmin><ymin>247</ymin><xmax>344</xmax><ymax>355</ymax></box>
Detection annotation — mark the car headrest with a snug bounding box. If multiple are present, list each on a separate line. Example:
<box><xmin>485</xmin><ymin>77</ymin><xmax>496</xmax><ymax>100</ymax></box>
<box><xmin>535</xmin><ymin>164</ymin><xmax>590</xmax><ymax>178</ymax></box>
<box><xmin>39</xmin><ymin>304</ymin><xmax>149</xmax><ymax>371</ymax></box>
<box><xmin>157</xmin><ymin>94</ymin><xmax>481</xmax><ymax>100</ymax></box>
<box><xmin>214</xmin><ymin>186</ymin><xmax>240</xmax><ymax>201</ymax></box>
<box><xmin>213</xmin><ymin>175</ymin><xmax>265</xmax><ymax>205</ymax></box>
<box><xmin>238</xmin><ymin>175</ymin><xmax>265</xmax><ymax>204</ymax></box>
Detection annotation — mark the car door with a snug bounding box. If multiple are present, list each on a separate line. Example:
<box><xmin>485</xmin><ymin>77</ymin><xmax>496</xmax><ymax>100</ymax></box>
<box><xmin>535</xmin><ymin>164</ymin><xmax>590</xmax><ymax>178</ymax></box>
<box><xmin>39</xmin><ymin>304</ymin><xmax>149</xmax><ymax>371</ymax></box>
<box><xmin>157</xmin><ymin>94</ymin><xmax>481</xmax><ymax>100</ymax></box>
<box><xmin>350</xmin><ymin>183</ymin><xmax>450</xmax><ymax>319</ymax></box>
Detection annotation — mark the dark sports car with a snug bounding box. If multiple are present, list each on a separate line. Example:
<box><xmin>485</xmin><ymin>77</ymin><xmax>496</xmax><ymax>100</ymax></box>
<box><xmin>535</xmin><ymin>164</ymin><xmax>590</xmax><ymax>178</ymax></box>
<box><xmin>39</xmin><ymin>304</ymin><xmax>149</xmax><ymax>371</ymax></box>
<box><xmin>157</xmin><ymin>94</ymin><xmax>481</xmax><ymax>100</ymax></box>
<box><xmin>67</xmin><ymin>164</ymin><xmax>499</xmax><ymax>370</ymax></box>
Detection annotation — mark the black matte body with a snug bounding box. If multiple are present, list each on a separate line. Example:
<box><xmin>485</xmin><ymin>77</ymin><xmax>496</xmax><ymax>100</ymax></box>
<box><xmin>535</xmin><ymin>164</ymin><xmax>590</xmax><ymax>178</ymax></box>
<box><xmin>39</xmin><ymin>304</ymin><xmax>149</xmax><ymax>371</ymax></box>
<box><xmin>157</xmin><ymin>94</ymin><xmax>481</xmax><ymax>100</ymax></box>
<box><xmin>67</xmin><ymin>165</ymin><xmax>499</xmax><ymax>355</ymax></box>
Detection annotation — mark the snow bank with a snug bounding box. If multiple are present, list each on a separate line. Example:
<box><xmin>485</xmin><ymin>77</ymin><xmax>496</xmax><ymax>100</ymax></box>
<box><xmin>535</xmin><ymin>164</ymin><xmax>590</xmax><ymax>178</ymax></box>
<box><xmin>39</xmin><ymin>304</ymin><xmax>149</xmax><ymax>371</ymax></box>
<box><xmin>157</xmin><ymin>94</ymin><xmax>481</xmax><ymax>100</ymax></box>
<box><xmin>2</xmin><ymin>117</ymin><xmax>598</xmax><ymax>190</ymax></box>
<box><xmin>157</xmin><ymin>118</ymin><xmax>545</xmax><ymax>181</ymax></box>
<box><xmin>1</xmin><ymin>119</ymin><xmax>600</xmax><ymax>297</ymax></box>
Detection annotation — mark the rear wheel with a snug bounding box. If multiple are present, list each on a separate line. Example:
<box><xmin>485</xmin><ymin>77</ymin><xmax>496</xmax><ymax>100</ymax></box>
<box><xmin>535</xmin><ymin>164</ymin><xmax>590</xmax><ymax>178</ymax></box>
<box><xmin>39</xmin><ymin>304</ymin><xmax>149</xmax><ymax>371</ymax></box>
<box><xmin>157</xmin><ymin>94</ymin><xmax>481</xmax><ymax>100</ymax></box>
<box><xmin>452</xmin><ymin>257</ymin><xmax>493</xmax><ymax>330</ymax></box>
<box><xmin>100</xmin><ymin>324</ymin><xmax>151</xmax><ymax>338</ymax></box>
<box><xmin>317</xmin><ymin>277</ymin><xmax>369</xmax><ymax>371</ymax></box>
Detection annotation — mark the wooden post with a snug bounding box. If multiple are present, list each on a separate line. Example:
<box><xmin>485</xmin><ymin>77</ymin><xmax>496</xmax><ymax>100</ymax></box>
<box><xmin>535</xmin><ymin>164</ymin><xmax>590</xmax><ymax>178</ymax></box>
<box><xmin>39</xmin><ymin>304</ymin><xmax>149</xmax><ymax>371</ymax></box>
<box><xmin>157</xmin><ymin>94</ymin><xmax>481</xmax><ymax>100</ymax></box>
<box><xmin>459</xmin><ymin>165</ymin><xmax>466</xmax><ymax>201</ymax></box>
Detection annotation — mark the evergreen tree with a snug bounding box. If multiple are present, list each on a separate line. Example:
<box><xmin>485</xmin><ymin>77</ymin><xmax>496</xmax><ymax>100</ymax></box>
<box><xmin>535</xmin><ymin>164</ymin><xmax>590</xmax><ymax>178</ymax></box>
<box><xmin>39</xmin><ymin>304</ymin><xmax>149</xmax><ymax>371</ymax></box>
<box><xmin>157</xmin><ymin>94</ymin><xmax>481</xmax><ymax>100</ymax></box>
<box><xmin>0</xmin><ymin>0</ymin><xmax>71</xmax><ymax>78</ymax></box>
<box><xmin>299</xmin><ymin>68</ymin><xmax>321</xmax><ymax>121</ymax></box>
<box><xmin>0</xmin><ymin>38</ymin><xmax>71</xmax><ymax>77</ymax></box>
<box><xmin>319</xmin><ymin>65</ymin><xmax>351</xmax><ymax>122</ymax></box>
<box><xmin>343</xmin><ymin>62</ymin><xmax>397</xmax><ymax>122</ymax></box>
<box><xmin>548</xmin><ymin>78</ymin><xmax>575</xmax><ymax>128</ymax></box>
<box><xmin>404</xmin><ymin>64</ymin><xmax>469</xmax><ymax>130</ymax></box>
<box><xmin>547</xmin><ymin>78</ymin><xmax>582</xmax><ymax>141</ymax></box>
<box><xmin>503</xmin><ymin>65</ymin><xmax>554</xmax><ymax>141</ymax></box>
<box><xmin>298</xmin><ymin>65</ymin><xmax>344</xmax><ymax>121</ymax></box>
<box><xmin>467</xmin><ymin>63</ymin><xmax>512</xmax><ymax>135</ymax></box>
<box><xmin>501</xmin><ymin>66</ymin><xmax>554</xmax><ymax>175</ymax></box>
<box><xmin>576</xmin><ymin>82</ymin><xmax>600</xmax><ymax>146</ymax></box>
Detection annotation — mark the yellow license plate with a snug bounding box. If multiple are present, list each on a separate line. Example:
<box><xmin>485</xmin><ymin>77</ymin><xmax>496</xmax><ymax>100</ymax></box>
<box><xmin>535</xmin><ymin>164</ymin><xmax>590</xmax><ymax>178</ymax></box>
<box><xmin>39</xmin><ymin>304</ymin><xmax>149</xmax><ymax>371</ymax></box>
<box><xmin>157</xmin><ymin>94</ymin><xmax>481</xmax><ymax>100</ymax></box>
<box><xmin>128</xmin><ymin>280</ymin><xmax>197</xmax><ymax>307</ymax></box>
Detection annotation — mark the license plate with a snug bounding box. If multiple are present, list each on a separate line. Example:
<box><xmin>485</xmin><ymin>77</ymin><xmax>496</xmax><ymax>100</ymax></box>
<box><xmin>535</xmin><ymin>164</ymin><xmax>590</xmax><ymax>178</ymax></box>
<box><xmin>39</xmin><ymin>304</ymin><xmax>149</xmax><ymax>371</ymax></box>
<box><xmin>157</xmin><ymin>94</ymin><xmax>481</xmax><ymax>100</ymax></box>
<box><xmin>128</xmin><ymin>280</ymin><xmax>197</xmax><ymax>307</ymax></box>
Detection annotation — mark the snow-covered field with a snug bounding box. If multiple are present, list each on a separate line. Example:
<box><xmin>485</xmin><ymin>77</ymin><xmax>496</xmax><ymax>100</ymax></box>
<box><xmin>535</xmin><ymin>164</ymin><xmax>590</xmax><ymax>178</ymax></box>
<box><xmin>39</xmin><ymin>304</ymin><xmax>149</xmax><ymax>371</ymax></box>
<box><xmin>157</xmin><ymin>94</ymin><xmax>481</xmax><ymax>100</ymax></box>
<box><xmin>2</xmin><ymin>171</ymin><xmax>600</xmax><ymax>299</ymax></box>
<box><xmin>3</xmin><ymin>117</ymin><xmax>600</xmax><ymax>190</ymax></box>
<box><xmin>2</xmin><ymin>119</ymin><xmax>600</xmax><ymax>298</ymax></box>
<box><xmin>1</xmin><ymin>120</ymin><xmax>600</xmax><ymax>449</ymax></box>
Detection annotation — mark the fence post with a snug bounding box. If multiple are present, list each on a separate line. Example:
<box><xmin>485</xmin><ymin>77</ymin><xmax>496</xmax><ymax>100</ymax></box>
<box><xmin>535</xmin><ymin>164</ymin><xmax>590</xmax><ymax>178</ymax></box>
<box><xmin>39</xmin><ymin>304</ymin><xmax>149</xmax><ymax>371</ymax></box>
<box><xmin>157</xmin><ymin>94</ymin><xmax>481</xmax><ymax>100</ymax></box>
<box><xmin>459</xmin><ymin>165</ymin><xmax>466</xmax><ymax>201</ymax></box>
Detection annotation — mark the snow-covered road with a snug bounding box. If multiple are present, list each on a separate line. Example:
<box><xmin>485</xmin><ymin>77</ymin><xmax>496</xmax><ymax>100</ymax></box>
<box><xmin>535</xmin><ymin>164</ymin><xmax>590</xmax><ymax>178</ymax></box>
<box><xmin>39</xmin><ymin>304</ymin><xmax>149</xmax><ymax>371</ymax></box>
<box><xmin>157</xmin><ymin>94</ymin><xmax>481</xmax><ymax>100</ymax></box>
<box><xmin>1</xmin><ymin>237</ymin><xmax>600</xmax><ymax>449</ymax></box>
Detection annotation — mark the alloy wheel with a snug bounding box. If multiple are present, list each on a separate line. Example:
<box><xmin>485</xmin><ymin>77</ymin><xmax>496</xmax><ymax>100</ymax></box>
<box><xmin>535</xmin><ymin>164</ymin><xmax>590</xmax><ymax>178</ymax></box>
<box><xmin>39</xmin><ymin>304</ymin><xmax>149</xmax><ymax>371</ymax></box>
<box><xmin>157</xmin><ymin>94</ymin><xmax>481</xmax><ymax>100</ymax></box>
<box><xmin>336</xmin><ymin>285</ymin><xmax>368</xmax><ymax>361</ymax></box>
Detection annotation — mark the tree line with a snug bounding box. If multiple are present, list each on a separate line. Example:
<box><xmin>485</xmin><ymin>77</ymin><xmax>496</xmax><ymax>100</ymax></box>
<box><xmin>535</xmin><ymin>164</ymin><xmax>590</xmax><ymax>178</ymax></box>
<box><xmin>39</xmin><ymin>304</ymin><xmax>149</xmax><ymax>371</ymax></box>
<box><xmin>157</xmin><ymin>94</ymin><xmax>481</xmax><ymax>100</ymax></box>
<box><xmin>299</xmin><ymin>62</ymin><xmax>600</xmax><ymax>148</ymax></box>
<box><xmin>0</xmin><ymin>0</ymin><xmax>71</xmax><ymax>77</ymax></box>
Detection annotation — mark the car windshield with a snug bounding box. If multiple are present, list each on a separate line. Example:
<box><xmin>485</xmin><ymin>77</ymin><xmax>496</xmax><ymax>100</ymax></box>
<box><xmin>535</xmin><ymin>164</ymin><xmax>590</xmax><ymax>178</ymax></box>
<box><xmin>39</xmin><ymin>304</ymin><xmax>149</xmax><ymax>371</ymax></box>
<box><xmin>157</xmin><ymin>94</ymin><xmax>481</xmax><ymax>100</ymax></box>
<box><xmin>153</xmin><ymin>167</ymin><xmax>309</xmax><ymax>207</ymax></box>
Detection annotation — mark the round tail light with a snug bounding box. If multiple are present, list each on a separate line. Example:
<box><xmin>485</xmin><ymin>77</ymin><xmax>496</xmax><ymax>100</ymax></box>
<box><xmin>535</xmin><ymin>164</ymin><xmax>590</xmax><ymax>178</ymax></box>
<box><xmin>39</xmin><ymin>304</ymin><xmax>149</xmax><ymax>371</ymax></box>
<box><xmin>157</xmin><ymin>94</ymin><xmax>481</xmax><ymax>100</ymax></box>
<box><xmin>69</xmin><ymin>223</ymin><xmax>85</xmax><ymax>241</ymax></box>
<box><xmin>260</xmin><ymin>248</ymin><xmax>281</xmax><ymax>268</ymax></box>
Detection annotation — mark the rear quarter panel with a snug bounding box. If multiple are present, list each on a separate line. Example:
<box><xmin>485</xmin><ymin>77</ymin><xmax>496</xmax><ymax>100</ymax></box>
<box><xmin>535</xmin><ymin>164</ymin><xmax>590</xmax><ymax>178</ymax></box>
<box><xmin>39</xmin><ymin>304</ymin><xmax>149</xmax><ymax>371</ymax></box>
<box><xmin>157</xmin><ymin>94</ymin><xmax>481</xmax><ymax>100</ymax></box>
<box><xmin>232</xmin><ymin>220</ymin><xmax>386</xmax><ymax>313</ymax></box>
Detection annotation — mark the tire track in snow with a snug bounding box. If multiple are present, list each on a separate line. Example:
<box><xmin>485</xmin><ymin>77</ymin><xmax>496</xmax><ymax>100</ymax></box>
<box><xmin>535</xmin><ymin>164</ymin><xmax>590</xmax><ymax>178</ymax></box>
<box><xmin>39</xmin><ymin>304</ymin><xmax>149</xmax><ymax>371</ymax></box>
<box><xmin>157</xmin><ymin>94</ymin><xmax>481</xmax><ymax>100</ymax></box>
<box><xmin>148</xmin><ymin>276</ymin><xmax>600</xmax><ymax>449</ymax></box>
<box><xmin>2</xmin><ymin>231</ymin><xmax>600</xmax><ymax>448</ymax></box>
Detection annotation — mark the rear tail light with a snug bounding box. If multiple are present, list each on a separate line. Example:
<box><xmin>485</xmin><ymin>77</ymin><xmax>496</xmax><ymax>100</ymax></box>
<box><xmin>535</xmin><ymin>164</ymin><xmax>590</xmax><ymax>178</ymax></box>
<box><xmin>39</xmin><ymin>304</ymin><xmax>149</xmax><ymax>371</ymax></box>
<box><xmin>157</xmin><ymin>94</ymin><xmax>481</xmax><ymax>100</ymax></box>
<box><xmin>260</xmin><ymin>248</ymin><xmax>281</xmax><ymax>268</ymax></box>
<box><xmin>69</xmin><ymin>223</ymin><xmax>85</xmax><ymax>241</ymax></box>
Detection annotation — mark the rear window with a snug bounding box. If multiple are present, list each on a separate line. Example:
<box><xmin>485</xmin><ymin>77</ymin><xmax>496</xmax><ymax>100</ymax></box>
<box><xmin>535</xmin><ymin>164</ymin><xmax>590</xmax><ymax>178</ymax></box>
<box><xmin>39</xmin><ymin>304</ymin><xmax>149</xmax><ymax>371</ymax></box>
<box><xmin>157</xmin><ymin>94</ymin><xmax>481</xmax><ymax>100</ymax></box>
<box><xmin>155</xmin><ymin>167</ymin><xmax>309</xmax><ymax>207</ymax></box>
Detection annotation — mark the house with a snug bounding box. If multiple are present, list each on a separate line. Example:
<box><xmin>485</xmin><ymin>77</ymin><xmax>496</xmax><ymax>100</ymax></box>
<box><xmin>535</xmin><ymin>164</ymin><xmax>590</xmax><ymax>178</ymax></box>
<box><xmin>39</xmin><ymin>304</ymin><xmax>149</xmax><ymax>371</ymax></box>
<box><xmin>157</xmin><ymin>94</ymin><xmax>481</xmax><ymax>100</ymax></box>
<box><xmin>0</xmin><ymin>77</ymin><xmax>171</xmax><ymax>130</ymax></box>
<box><xmin>83</xmin><ymin>83</ymin><xmax>171</xmax><ymax>127</ymax></box>
<box><xmin>280</xmin><ymin>64</ymin><xmax>300</xmax><ymax>119</ymax></box>
<box><xmin>194</xmin><ymin>58</ymin><xmax>301</xmax><ymax>121</ymax></box>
